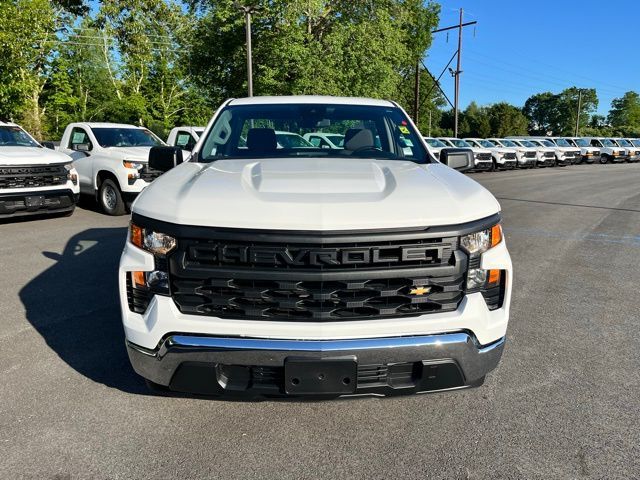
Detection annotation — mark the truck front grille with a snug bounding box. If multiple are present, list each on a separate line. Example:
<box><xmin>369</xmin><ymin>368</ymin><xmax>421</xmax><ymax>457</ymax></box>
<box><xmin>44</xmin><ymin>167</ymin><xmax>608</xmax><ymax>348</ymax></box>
<box><xmin>503</xmin><ymin>153</ymin><xmax>516</xmax><ymax>160</ymax></box>
<box><xmin>167</xmin><ymin>229</ymin><xmax>468</xmax><ymax>322</ymax></box>
<box><xmin>0</xmin><ymin>164</ymin><xmax>68</xmax><ymax>189</ymax></box>
<box><xmin>475</xmin><ymin>153</ymin><xmax>491</xmax><ymax>161</ymax></box>
<box><xmin>524</xmin><ymin>151</ymin><xmax>536</xmax><ymax>158</ymax></box>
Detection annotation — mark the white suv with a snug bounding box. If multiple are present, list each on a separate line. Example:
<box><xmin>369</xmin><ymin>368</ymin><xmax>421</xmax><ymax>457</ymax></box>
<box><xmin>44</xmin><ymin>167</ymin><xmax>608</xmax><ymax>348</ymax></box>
<box><xmin>583</xmin><ymin>138</ymin><xmax>627</xmax><ymax>164</ymax></box>
<box><xmin>465</xmin><ymin>138</ymin><xmax>517</xmax><ymax>170</ymax></box>
<box><xmin>1</xmin><ymin>121</ymin><xmax>79</xmax><ymax>218</ymax></box>
<box><xmin>119</xmin><ymin>96</ymin><xmax>512</xmax><ymax>398</ymax></box>
<box><xmin>59</xmin><ymin>122</ymin><xmax>167</xmax><ymax>215</ymax></box>
<box><xmin>438</xmin><ymin>137</ymin><xmax>493</xmax><ymax>171</ymax></box>
<box><xmin>488</xmin><ymin>138</ymin><xmax>537</xmax><ymax>168</ymax></box>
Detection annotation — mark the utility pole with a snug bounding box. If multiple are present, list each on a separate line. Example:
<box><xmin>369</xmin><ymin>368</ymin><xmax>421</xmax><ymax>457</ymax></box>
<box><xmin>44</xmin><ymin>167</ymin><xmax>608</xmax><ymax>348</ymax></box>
<box><xmin>454</xmin><ymin>8</ymin><xmax>463</xmax><ymax>138</ymax></box>
<box><xmin>235</xmin><ymin>3</ymin><xmax>259</xmax><ymax>97</ymax></box>
<box><xmin>431</xmin><ymin>9</ymin><xmax>476</xmax><ymax>138</ymax></box>
<box><xmin>413</xmin><ymin>60</ymin><xmax>420</xmax><ymax>125</ymax></box>
<box><xmin>575</xmin><ymin>89</ymin><xmax>583</xmax><ymax>136</ymax></box>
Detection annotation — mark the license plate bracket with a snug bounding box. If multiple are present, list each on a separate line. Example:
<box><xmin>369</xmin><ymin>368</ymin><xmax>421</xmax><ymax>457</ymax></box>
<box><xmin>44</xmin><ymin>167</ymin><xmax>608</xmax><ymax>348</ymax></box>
<box><xmin>25</xmin><ymin>195</ymin><xmax>45</xmax><ymax>208</ymax></box>
<box><xmin>284</xmin><ymin>357</ymin><xmax>357</xmax><ymax>395</ymax></box>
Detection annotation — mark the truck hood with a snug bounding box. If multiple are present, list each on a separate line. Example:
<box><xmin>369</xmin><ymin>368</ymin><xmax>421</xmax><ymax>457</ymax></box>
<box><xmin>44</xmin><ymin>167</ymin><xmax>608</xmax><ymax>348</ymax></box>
<box><xmin>100</xmin><ymin>146</ymin><xmax>152</xmax><ymax>162</ymax></box>
<box><xmin>0</xmin><ymin>146</ymin><xmax>71</xmax><ymax>165</ymax></box>
<box><xmin>133</xmin><ymin>158</ymin><xmax>501</xmax><ymax>231</ymax></box>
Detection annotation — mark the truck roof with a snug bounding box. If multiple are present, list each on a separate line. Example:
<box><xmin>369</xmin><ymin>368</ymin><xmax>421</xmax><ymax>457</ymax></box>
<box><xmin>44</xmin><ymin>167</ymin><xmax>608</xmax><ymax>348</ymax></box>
<box><xmin>68</xmin><ymin>122</ymin><xmax>145</xmax><ymax>129</ymax></box>
<box><xmin>0</xmin><ymin>121</ymin><xmax>20</xmax><ymax>127</ymax></box>
<box><xmin>227</xmin><ymin>95</ymin><xmax>396</xmax><ymax>107</ymax></box>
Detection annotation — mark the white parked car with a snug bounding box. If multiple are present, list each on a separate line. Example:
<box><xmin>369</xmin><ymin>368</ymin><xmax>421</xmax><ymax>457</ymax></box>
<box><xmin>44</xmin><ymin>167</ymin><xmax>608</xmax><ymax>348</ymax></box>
<box><xmin>563</xmin><ymin>138</ymin><xmax>600</xmax><ymax>164</ymax></box>
<box><xmin>465</xmin><ymin>138</ymin><xmax>517</xmax><ymax>170</ymax></box>
<box><xmin>583</xmin><ymin>138</ymin><xmax>627</xmax><ymax>164</ymax></box>
<box><xmin>1</xmin><ymin>121</ymin><xmax>79</xmax><ymax>218</ymax></box>
<box><xmin>303</xmin><ymin>132</ymin><xmax>345</xmax><ymax>149</ymax></box>
<box><xmin>438</xmin><ymin>137</ymin><xmax>493</xmax><ymax>171</ymax></box>
<box><xmin>508</xmin><ymin>138</ymin><xmax>556</xmax><ymax>167</ymax></box>
<box><xmin>511</xmin><ymin>138</ymin><xmax>567</xmax><ymax>167</ymax></box>
<box><xmin>119</xmin><ymin>95</ymin><xmax>512</xmax><ymax>397</ymax></box>
<box><xmin>166</xmin><ymin>126</ymin><xmax>205</xmax><ymax>153</ymax></box>
<box><xmin>488</xmin><ymin>138</ymin><xmax>537</xmax><ymax>168</ymax></box>
<box><xmin>59</xmin><ymin>122</ymin><xmax>167</xmax><ymax>215</ymax></box>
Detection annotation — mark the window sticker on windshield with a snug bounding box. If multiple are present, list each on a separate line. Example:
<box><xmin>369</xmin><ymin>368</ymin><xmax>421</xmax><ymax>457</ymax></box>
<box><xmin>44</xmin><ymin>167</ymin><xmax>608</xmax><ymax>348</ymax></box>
<box><xmin>399</xmin><ymin>126</ymin><xmax>410</xmax><ymax>134</ymax></box>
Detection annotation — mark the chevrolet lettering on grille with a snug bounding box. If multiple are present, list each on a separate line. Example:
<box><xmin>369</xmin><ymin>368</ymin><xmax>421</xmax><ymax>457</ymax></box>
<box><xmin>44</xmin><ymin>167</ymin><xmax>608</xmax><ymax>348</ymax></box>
<box><xmin>188</xmin><ymin>244</ymin><xmax>444</xmax><ymax>267</ymax></box>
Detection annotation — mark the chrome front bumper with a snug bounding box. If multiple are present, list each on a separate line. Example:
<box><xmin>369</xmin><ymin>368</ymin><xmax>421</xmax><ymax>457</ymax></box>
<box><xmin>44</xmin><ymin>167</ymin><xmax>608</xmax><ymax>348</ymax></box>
<box><xmin>127</xmin><ymin>332</ymin><xmax>505</xmax><ymax>397</ymax></box>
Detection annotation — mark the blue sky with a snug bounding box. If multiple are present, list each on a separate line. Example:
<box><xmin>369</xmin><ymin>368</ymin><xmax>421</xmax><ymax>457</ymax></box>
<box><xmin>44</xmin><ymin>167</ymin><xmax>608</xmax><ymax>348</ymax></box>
<box><xmin>426</xmin><ymin>0</ymin><xmax>639</xmax><ymax>115</ymax></box>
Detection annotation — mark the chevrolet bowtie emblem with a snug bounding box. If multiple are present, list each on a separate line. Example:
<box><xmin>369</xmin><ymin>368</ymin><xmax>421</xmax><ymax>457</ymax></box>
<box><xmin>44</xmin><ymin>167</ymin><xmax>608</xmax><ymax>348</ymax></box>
<box><xmin>409</xmin><ymin>286</ymin><xmax>431</xmax><ymax>296</ymax></box>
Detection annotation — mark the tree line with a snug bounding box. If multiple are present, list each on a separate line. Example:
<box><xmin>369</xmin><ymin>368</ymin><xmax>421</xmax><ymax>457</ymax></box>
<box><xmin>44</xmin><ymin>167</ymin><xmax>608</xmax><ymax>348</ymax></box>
<box><xmin>1</xmin><ymin>0</ymin><xmax>639</xmax><ymax>141</ymax></box>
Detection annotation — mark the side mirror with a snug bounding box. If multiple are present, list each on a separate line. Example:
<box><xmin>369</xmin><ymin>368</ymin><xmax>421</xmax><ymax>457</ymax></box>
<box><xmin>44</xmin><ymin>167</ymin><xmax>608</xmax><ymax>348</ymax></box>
<box><xmin>149</xmin><ymin>146</ymin><xmax>184</xmax><ymax>172</ymax></box>
<box><xmin>439</xmin><ymin>148</ymin><xmax>473</xmax><ymax>172</ymax></box>
<box><xmin>73</xmin><ymin>143</ymin><xmax>90</xmax><ymax>152</ymax></box>
<box><xmin>42</xmin><ymin>141</ymin><xmax>57</xmax><ymax>150</ymax></box>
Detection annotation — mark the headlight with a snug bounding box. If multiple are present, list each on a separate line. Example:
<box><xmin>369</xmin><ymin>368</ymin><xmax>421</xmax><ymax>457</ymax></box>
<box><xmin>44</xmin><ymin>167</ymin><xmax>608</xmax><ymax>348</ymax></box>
<box><xmin>64</xmin><ymin>163</ymin><xmax>78</xmax><ymax>185</ymax></box>
<box><xmin>130</xmin><ymin>223</ymin><xmax>176</xmax><ymax>256</ymax></box>
<box><xmin>460</xmin><ymin>224</ymin><xmax>502</xmax><ymax>255</ymax></box>
<box><xmin>123</xmin><ymin>160</ymin><xmax>144</xmax><ymax>170</ymax></box>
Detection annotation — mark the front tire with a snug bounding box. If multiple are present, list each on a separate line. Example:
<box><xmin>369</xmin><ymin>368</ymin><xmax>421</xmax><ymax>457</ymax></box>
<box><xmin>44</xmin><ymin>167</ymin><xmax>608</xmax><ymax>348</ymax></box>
<box><xmin>599</xmin><ymin>154</ymin><xmax>609</xmax><ymax>164</ymax></box>
<box><xmin>98</xmin><ymin>178</ymin><xmax>126</xmax><ymax>216</ymax></box>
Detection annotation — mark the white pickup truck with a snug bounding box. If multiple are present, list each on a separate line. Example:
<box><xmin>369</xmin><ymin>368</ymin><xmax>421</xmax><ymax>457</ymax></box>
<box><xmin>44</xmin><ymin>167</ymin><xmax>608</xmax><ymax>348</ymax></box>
<box><xmin>563</xmin><ymin>138</ymin><xmax>600</xmax><ymax>164</ymax></box>
<box><xmin>487</xmin><ymin>138</ymin><xmax>537</xmax><ymax>168</ymax></box>
<box><xmin>465</xmin><ymin>138</ymin><xmax>517</xmax><ymax>170</ymax></box>
<box><xmin>438</xmin><ymin>137</ymin><xmax>493</xmax><ymax>171</ymax></box>
<box><xmin>58</xmin><ymin>122</ymin><xmax>166</xmax><ymax>215</ymax></box>
<box><xmin>1</xmin><ymin>121</ymin><xmax>79</xmax><ymax>218</ymax></box>
<box><xmin>119</xmin><ymin>95</ymin><xmax>512</xmax><ymax>398</ymax></box>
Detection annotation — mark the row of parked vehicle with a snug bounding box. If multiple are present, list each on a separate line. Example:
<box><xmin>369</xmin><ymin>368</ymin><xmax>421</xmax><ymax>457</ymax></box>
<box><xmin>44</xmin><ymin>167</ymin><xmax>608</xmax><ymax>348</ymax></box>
<box><xmin>1</xmin><ymin>117</ymin><xmax>639</xmax><ymax>220</ymax></box>
<box><xmin>424</xmin><ymin>136</ymin><xmax>640</xmax><ymax>171</ymax></box>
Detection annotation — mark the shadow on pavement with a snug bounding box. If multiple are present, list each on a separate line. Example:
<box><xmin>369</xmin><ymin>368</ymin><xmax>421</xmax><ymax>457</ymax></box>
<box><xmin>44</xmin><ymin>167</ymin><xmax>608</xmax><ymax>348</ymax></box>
<box><xmin>19</xmin><ymin>227</ymin><xmax>149</xmax><ymax>394</ymax></box>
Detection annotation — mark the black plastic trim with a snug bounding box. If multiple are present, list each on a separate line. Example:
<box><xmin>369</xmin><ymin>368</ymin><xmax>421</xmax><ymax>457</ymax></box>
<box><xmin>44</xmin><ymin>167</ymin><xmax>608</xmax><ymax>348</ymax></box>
<box><xmin>131</xmin><ymin>212</ymin><xmax>501</xmax><ymax>244</ymax></box>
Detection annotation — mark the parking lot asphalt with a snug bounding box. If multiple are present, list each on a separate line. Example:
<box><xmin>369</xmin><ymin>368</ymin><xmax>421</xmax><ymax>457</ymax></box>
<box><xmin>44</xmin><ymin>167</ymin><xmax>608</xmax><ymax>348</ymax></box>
<box><xmin>1</xmin><ymin>163</ymin><xmax>639</xmax><ymax>479</ymax></box>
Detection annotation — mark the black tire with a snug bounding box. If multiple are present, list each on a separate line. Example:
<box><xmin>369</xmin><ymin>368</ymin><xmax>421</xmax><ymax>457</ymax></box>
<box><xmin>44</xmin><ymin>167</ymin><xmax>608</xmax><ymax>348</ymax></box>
<box><xmin>599</xmin><ymin>154</ymin><xmax>609</xmax><ymax>164</ymax></box>
<box><xmin>98</xmin><ymin>178</ymin><xmax>126</xmax><ymax>216</ymax></box>
<box><xmin>491</xmin><ymin>160</ymin><xmax>497</xmax><ymax>172</ymax></box>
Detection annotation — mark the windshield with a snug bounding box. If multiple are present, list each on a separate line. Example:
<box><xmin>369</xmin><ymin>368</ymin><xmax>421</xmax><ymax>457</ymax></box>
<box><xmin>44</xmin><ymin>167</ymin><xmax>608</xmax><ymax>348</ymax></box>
<box><xmin>449</xmin><ymin>139</ymin><xmax>471</xmax><ymax>148</ymax></box>
<box><xmin>520</xmin><ymin>140</ymin><xmax>535</xmax><ymax>148</ymax></box>
<box><xmin>499</xmin><ymin>140</ymin><xmax>516</xmax><ymax>147</ymax></box>
<box><xmin>617</xmin><ymin>139</ymin><xmax>632</xmax><ymax>147</ymax></box>
<box><xmin>478</xmin><ymin>140</ymin><xmax>496</xmax><ymax>148</ymax></box>
<box><xmin>325</xmin><ymin>134</ymin><xmax>345</xmax><ymax>147</ymax></box>
<box><xmin>632</xmin><ymin>140</ymin><xmax>640</xmax><ymax>147</ymax></box>
<box><xmin>555</xmin><ymin>138</ymin><xmax>571</xmax><ymax>147</ymax></box>
<box><xmin>541</xmin><ymin>140</ymin><xmax>555</xmax><ymax>147</ymax></box>
<box><xmin>574</xmin><ymin>138</ymin><xmax>588</xmax><ymax>147</ymax></box>
<box><xmin>0</xmin><ymin>126</ymin><xmax>40</xmax><ymax>147</ymax></box>
<box><xmin>602</xmin><ymin>139</ymin><xmax>615</xmax><ymax>147</ymax></box>
<box><xmin>199</xmin><ymin>103</ymin><xmax>430</xmax><ymax>163</ymax></box>
<box><xmin>92</xmin><ymin>128</ymin><xmax>164</xmax><ymax>148</ymax></box>
<box><xmin>425</xmin><ymin>138</ymin><xmax>446</xmax><ymax>148</ymax></box>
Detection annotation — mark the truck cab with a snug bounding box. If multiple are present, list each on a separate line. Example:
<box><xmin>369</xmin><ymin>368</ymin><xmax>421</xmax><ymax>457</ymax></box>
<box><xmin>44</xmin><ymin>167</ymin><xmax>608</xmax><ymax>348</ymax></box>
<box><xmin>59</xmin><ymin>122</ymin><xmax>166</xmax><ymax>215</ymax></box>
<box><xmin>487</xmin><ymin>138</ymin><xmax>537</xmax><ymax>168</ymax></box>
<box><xmin>422</xmin><ymin>137</ymin><xmax>449</xmax><ymax>160</ymax></box>
<box><xmin>465</xmin><ymin>138</ymin><xmax>517</xmax><ymax>170</ymax></box>
<box><xmin>438</xmin><ymin>137</ymin><xmax>493</xmax><ymax>171</ymax></box>
<box><xmin>166</xmin><ymin>126</ymin><xmax>205</xmax><ymax>154</ymax></box>
<box><xmin>120</xmin><ymin>96</ymin><xmax>512</xmax><ymax>397</ymax></box>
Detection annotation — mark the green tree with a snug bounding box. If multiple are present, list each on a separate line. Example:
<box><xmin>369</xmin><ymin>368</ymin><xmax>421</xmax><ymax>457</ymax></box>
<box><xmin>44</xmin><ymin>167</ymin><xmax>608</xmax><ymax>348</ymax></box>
<box><xmin>607</xmin><ymin>91</ymin><xmax>640</xmax><ymax>135</ymax></box>
<box><xmin>0</xmin><ymin>0</ymin><xmax>66</xmax><ymax>138</ymax></box>
<box><xmin>460</xmin><ymin>102</ymin><xmax>490</xmax><ymax>137</ymax></box>
<box><xmin>486</xmin><ymin>102</ymin><xmax>528</xmax><ymax>137</ymax></box>
<box><xmin>187</xmin><ymin>0</ymin><xmax>440</xmax><ymax>104</ymax></box>
<box><xmin>523</xmin><ymin>87</ymin><xmax>597</xmax><ymax>136</ymax></box>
